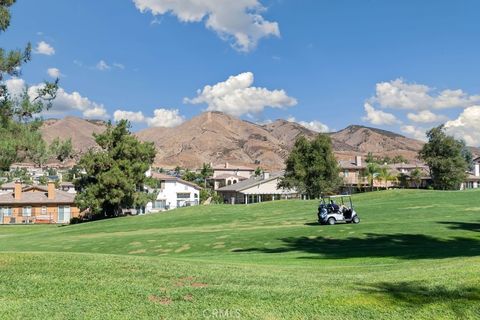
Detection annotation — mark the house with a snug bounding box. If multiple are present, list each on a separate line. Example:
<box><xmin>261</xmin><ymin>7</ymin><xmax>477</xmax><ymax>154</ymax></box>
<box><xmin>59</xmin><ymin>182</ymin><xmax>76</xmax><ymax>193</ymax></box>
<box><xmin>145</xmin><ymin>173</ymin><xmax>201</xmax><ymax>212</ymax></box>
<box><xmin>338</xmin><ymin>156</ymin><xmax>430</xmax><ymax>190</ymax></box>
<box><xmin>216</xmin><ymin>172</ymin><xmax>298</xmax><ymax>204</ymax></box>
<box><xmin>0</xmin><ymin>182</ymin><xmax>80</xmax><ymax>224</ymax></box>
<box><xmin>0</xmin><ymin>182</ymin><xmax>30</xmax><ymax>194</ymax></box>
<box><xmin>211</xmin><ymin>162</ymin><xmax>255</xmax><ymax>190</ymax></box>
<box><xmin>339</xmin><ymin>156</ymin><xmax>366</xmax><ymax>189</ymax></box>
<box><xmin>461</xmin><ymin>157</ymin><xmax>480</xmax><ymax>190</ymax></box>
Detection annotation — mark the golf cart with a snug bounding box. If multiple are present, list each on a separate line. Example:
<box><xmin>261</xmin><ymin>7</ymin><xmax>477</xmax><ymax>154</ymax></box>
<box><xmin>317</xmin><ymin>195</ymin><xmax>360</xmax><ymax>225</ymax></box>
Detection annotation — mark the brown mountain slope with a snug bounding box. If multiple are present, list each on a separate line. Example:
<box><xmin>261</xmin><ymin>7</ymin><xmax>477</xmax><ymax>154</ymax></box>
<box><xmin>330</xmin><ymin>125</ymin><xmax>425</xmax><ymax>162</ymax></box>
<box><xmin>40</xmin><ymin>113</ymin><xmax>437</xmax><ymax>170</ymax></box>
<box><xmin>40</xmin><ymin>117</ymin><xmax>107</xmax><ymax>154</ymax></box>
<box><xmin>135</xmin><ymin>112</ymin><xmax>290</xmax><ymax>169</ymax></box>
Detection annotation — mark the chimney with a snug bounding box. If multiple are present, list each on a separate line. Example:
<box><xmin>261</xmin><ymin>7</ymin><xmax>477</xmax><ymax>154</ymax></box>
<box><xmin>225</xmin><ymin>162</ymin><xmax>229</xmax><ymax>169</ymax></box>
<box><xmin>475</xmin><ymin>163</ymin><xmax>480</xmax><ymax>177</ymax></box>
<box><xmin>263</xmin><ymin>172</ymin><xmax>270</xmax><ymax>180</ymax></box>
<box><xmin>14</xmin><ymin>181</ymin><xmax>22</xmax><ymax>200</ymax></box>
<box><xmin>355</xmin><ymin>155</ymin><xmax>362</xmax><ymax>167</ymax></box>
<box><xmin>48</xmin><ymin>181</ymin><xmax>55</xmax><ymax>200</ymax></box>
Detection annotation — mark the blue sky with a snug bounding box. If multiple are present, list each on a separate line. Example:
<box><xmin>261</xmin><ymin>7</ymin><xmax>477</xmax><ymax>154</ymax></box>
<box><xmin>3</xmin><ymin>0</ymin><xmax>480</xmax><ymax>145</ymax></box>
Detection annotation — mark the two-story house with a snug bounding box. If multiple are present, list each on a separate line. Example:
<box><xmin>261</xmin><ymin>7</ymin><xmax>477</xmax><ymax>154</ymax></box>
<box><xmin>210</xmin><ymin>162</ymin><xmax>255</xmax><ymax>190</ymax></box>
<box><xmin>145</xmin><ymin>173</ymin><xmax>201</xmax><ymax>212</ymax></box>
<box><xmin>0</xmin><ymin>182</ymin><xmax>79</xmax><ymax>224</ymax></box>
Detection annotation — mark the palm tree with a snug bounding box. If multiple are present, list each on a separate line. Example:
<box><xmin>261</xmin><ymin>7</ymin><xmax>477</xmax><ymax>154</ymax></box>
<box><xmin>361</xmin><ymin>162</ymin><xmax>380</xmax><ymax>191</ymax></box>
<box><xmin>377</xmin><ymin>166</ymin><xmax>395</xmax><ymax>189</ymax></box>
<box><xmin>410</xmin><ymin>168</ymin><xmax>422</xmax><ymax>189</ymax></box>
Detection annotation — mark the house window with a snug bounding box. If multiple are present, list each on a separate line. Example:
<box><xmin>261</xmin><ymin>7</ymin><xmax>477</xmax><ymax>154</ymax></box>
<box><xmin>153</xmin><ymin>200</ymin><xmax>166</xmax><ymax>209</ymax></box>
<box><xmin>58</xmin><ymin>206</ymin><xmax>71</xmax><ymax>223</ymax></box>
<box><xmin>344</xmin><ymin>170</ymin><xmax>349</xmax><ymax>177</ymax></box>
<box><xmin>41</xmin><ymin>206</ymin><xmax>47</xmax><ymax>215</ymax></box>
<box><xmin>1</xmin><ymin>207</ymin><xmax>12</xmax><ymax>217</ymax></box>
<box><xmin>177</xmin><ymin>193</ymin><xmax>190</xmax><ymax>199</ymax></box>
<box><xmin>22</xmin><ymin>206</ymin><xmax>32</xmax><ymax>217</ymax></box>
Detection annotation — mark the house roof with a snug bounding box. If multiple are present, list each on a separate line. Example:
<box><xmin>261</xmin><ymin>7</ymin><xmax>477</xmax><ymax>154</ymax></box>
<box><xmin>212</xmin><ymin>173</ymin><xmax>248</xmax><ymax>180</ymax></box>
<box><xmin>339</xmin><ymin>160</ymin><xmax>365</xmax><ymax>170</ymax></box>
<box><xmin>0</xmin><ymin>182</ymin><xmax>34</xmax><ymax>190</ymax></box>
<box><xmin>465</xmin><ymin>173</ymin><xmax>480</xmax><ymax>181</ymax></box>
<box><xmin>151</xmin><ymin>172</ymin><xmax>202</xmax><ymax>190</ymax></box>
<box><xmin>212</xmin><ymin>163</ymin><xmax>255</xmax><ymax>171</ymax></box>
<box><xmin>217</xmin><ymin>172</ymin><xmax>283</xmax><ymax>192</ymax></box>
<box><xmin>0</xmin><ymin>188</ymin><xmax>75</xmax><ymax>205</ymax></box>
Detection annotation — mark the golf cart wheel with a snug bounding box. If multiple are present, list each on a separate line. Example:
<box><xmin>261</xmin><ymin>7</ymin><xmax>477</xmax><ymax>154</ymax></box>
<box><xmin>352</xmin><ymin>216</ymin><xmax>360</xmax><ymax>224</ymax></box>
<box><xmin>327</xmin><ymin>217</ymin><xmax>336</xmax><ymax>225</ymax></box>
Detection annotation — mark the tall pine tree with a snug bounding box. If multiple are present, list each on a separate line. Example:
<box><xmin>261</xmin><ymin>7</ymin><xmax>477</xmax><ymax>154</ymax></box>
<box><xmin>75</xmin><ymin>120</ymin><xmax>156</xmax><ymax>218</ymax></box>
<box><xmin>279</xmin><ymin>134</ymin><xmax>341</xmax><ymax>199</ymax></box>
<box><xmin>420</xmin><ymin>125</ymin><xmax>468</xmax><ymax>190</ymax></box>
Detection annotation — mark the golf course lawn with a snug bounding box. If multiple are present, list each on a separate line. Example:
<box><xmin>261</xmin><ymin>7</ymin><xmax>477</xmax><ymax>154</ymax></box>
<box><xmin>0</xmin><ymin>190</ymin><xmax>479</xmax><ymax>319</ymax></box>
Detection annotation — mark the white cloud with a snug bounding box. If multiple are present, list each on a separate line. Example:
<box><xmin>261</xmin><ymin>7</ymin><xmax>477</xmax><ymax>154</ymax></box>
<box><xmin>96</xmin><ymin>60</ymin><xmax>125</xmax><ymax>71</ymax></box>
<box><xmin>445</xmin><ymin>105</ymin><xmax>480</xmax><ymax>147</ymax></box>
<box><xmin>113</xmin><ymin>110</ymin><xmax>146</xmax><ymax>123</ymax></box>
<box><xmin>184</xmin><ymin>72</ymin><xmax>297</xmax><ymax>117</ymax></box>
<box><xmin>400</xmin><ymin>125</ymin><xmax>427</xmax><ymax>141</ymax></box>
<box><xmin>133</xmin><ymin>0</ymin><xmax>280</xmax><ymax>52</ymax></box>
<box><xmin>96</xmin><ymin>60</ymin><xmax>111</xmax><ymax>71</ymax></box>
<box><xmin>407</xmin><ymin>110</ymin><xmax>448</xmax><ymax>123</ymax></box>
<box><xmin>34</xmin><ymin>41</ymin><xmax>55</xmax><ymax>55</ymax></box>
<box><xmin>287</xmin><ymin>117</ymin><xmax>329</xmax><ymax>133</ymax></box>
<box><xmin>47</xmin><ymin>68</ymin><xmax>62</xmax><ymax>78</ymax></box>
<box><xmin>362</xmin><ymin>103</ymin><xmax>401</xmax><ymax>125</ymax></box>
<box><xmin>113</xmin><ymin>62</ymin><xmax>125</xmax><ymax>70</ymax></box>
<box><xmin>4</xmin><ymin>78</ymin><xmax>108</xmax><ymax>119</ymax></box>
<box><xmin>113</xmin><ymin>108</ymin><xmax>184</xmax><ymax>128</ymax></box>
<box><xmin>4</xmin><ymin>78</ymin><xmax>27</xmax><ymax>97</ymax></box>
<box><xmin>371</xmin><ymin>79</ymin><xmax>480</xmax><ymax>110</ymax></box>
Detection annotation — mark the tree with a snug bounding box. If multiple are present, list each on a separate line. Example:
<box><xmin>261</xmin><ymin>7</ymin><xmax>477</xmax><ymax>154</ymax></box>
<box><xmin>75</xmin><ymin>120</ymin><xmax>156</xmax><ymax>218</ymax></box>
<box><xmin>377</xmin><ymin>166</ymin><xmax>395</xmax><ymax>189</ymax></box>
<box><xmin>419</xmin><ymin>125</ymin><xmax>468</xmax><ymax>190</ymax></box>
<box><xmin>409</xmin><ymin>168</ymin><xmax>422</xmax><ymax>189</ymax></box>
<box><xmin>49</xmin><ymin>138</ymin><xmax>73</xmax><ymax>162</ymax></box>
<box><xmin>254</xmin><ymin>167</ymin><xmax>262</xmax><ymax>176</ymax></box>
<box><xmin>0</xmin><ymin>1</ymin><xmax>58</xmax><ymax>170</ymax></box>
<box><xmin>200</xmin><ymin>163</ymin><xmax>213</xmax><ymax>188</ymax></box>
<box><xmin>361</xmin><ymin>162</ymin><xmax>380</xmax><ymax>191</ymax></box>
<box><xmin>279</xmin><ymin>134</ymin><xmax>341</xmax><ymax>199</ymax></box>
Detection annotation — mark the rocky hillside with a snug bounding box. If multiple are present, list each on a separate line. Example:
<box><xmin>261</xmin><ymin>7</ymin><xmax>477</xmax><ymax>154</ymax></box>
<box><xmin>40</xmin><ymin>117</ymin><xmax>107</xmax><ymax>154</ymax></box>
<box><xmin>39</xmin><ymin>112</ymin><xmax>457</xmax><ymax>169</ymax></box>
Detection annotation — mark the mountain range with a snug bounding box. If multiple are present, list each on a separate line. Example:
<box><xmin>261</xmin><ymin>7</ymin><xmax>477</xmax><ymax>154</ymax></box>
<box><xmin>40</xmin><ymin>112</ymin><xmax>478</xmax><ymax>170</ymax></box>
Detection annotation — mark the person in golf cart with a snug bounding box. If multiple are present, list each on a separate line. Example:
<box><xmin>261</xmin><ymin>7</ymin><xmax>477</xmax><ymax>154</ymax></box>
<box><xmin>329</xmin><ymin>200</ymin><xmax>340</xmax><ymax>213</ymax></box>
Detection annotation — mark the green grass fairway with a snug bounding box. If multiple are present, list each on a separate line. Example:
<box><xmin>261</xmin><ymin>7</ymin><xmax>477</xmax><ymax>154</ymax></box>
<box><xmin>1</xmin><ymin>190</ymin><xmax>480</xmax><ymax>319</ymax></box>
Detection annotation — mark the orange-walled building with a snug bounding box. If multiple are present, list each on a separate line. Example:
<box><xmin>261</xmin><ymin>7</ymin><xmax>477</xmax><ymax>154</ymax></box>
<box><xmin>0</xmin><ymin>182</ymin><xmax>80</xmax><ymax>224</ymax></box>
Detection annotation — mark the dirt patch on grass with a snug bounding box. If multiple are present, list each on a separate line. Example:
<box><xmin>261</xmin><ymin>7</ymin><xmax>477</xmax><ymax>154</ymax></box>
<box><xmin>155</xmin><ymin>248</ymin><xmax>172</xmax><ymax>253</ymax></box>
<box><xmin>191</xmin><ymin>282</ymin><xmax>208</xmax><ymax>288</ymax></box>
<box><xmin>183</xmin><ymin>294</ymin><xmax>194</xmax><ymax>302</ymax></box>
<box><xmin>175</xmin><ymin>244</ymin><xmax>191</xmax><ymax>253</ymax></box>
<box><xmin>465</xmin><ymin>207</ymin><xmax>480</xmax><ymax>212</ymax></box>
<box><xmin>213</xmin><ymin>242</ymin><xmax>225</xmax><ymax>249</ymax></box>
<box><xmin>129</xmin><ymin>241</ymin><xmax>142</xmax><ymax>246</ymax></box>
<box><xmin>128</xmin><ymin>249</ymin><xmax>146</xmax><ymax>254</ymax></box>
<box><xmin>148</xmin><ymin>295</ymin><xmax>172</xmax><ymax>305</ymax></box>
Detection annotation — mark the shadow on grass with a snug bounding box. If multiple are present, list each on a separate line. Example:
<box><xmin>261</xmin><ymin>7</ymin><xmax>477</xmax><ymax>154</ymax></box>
<box><xmin>359</xmin><ymin>281</ymin><xmax>480</xmax><ymax>317</ymax></box>
<box><xmin>233</xmin><ymin>233</ymin><xmax>480</xmax><ymax>259</ymax></box>
<box><xmin>438</xmin><ymin>221</ymin><xmax>480</xmax><ymax>232</ymax></box>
